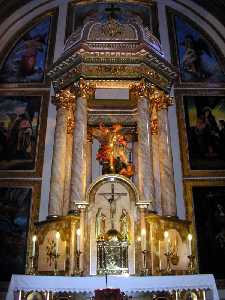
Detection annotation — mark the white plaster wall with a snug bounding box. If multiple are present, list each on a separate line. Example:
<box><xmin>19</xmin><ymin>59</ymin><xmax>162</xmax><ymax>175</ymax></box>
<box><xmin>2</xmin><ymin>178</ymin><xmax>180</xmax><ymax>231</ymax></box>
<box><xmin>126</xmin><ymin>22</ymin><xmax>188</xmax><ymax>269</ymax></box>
<box><xmin>0</xmin><ymin>0</ymin><xmax>225</xmax><ymax>221</ymax></box>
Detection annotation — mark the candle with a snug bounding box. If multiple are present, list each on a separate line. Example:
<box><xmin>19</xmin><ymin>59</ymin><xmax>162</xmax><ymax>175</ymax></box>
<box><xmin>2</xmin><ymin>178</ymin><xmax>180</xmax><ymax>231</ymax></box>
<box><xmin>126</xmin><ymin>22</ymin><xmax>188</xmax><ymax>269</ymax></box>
<box><xmin>141</xmin><ymin>228</ymin><xmax>146</xmax><ymax>251</ymax></box>
<box><xmin>55</xmin><ymin>231</ymin><xmax>60</xmax><ymax>255</ymax></box>
<box><xmin>18</xmin><ymin>290</ymin><xmax>22</xmax><ymax>300</ymax></box>
<box><xmin>175</xmin><ymin>290</ymin><xmax>178</xmax><ymax>300</ymax></box>
<box><xmin>137</xmin><ymin>236</ymin><xmax>141</xmax><ymax>242</ymax></box>
<box><xmin>77</xmin><ymin>228</ymin><xmax>81</xmax><ymax>252</ymax></box>
<box><xmin>203</xmin><ymin>290</ymin><xmax>206</xmax><ymax>300</ymax></box>
<box><xmin>32</xmin><ymin>235</ymin><xmax>37</xmax><ymax>257</ymax></box>
<box><xmin>187</xmin><ymin>234</ymin><xmax>192</xmax><ymax>256</ymax></box>
<box><xmin>159</xmin><ymin>241</ymin><xmax>162</xmax><ymax>270</ymax></box>
<box><xmin>164</xmin><ymin>231</ymin><xmax>169</xmax><ymax>253</ymax></box>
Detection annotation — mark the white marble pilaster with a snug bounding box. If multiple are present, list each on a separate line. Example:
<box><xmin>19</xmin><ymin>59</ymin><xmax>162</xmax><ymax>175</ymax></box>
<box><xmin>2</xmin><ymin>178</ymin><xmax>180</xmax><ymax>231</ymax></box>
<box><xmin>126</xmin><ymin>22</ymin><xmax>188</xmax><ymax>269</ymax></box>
<box><xmin>158</xmin><ymin>108</ymin><xmax>177</xmax><ymax>217</ymax></box>
<box><xmin>137</xmin><ymin>97</ymin><xmax>155</xmax><ymax>211</ymax></box>
<box><xmin>70</xmin><ymin>96</ymin><xmax>87</xmax><ymax>209</ymax></box>
<box><xmin>48</xmin><ymin>107</ymin><xmax>68</xmax><ymax>217</ymax></box>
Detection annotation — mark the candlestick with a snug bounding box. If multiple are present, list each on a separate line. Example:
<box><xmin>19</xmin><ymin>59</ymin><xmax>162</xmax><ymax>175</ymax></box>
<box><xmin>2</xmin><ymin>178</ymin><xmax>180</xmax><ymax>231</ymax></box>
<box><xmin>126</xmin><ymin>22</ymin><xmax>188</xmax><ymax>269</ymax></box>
<box><xmin>164</xmin><ymin>231</ymin><xmax>169</xmax><ymax>253</ymax></box>
<box><xmin>187</xmin><ymin>234</ymin><xmax>192</xmax><ymax>256</ymax></box>
<box><xmin>141</xmin><ymin>228</ymin><xmax>146</xmax><ymax>251</ymax></box>
<box><xmin>55</xmin><ymin>231</ymin><xmax>60</xmax><ymax>255</ymax></box>
<box><xmin>203</xmin><ymin>290</ymin><xmax>206</xmax><ymax>300</ymax></box>
<box><xmin>32</xmin><ymin>235</ymin><xmax>37</xmax><ymax>257</ymax></box>
<box><xmin>77</xmin><ymin>228</ymin><xmax>81</xmax><ymax>252</ymax></box>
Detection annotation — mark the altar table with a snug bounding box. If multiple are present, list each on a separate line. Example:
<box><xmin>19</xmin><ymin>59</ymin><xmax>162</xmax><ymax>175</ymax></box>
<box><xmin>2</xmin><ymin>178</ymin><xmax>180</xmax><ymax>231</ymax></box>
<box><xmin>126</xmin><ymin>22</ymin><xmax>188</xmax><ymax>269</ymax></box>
<box><xmin>6</xmin><ymin>274</ymin><xmax>219</xmax><ymax>300</ymax></box>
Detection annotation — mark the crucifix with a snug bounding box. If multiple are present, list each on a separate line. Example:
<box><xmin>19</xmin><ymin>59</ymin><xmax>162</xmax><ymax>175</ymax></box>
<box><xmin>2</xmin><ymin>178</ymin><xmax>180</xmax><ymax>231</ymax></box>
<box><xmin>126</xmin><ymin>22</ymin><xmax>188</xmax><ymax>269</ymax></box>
<box><xmin>105</xmin><ymin>3</ymin><xmax>121</xmax><ymax>19</ymax></box>
<box><xmin>98</xmin><ymin>183</ymin><xmax>127</xmax><ymax>229</ymax></box>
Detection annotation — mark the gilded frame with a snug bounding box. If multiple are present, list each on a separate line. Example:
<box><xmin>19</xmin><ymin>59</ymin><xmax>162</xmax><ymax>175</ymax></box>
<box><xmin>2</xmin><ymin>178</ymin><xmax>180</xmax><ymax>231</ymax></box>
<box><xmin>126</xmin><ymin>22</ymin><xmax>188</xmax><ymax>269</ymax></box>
<box><xmin>0</xmin><ymin>8</ymin><xmax>58</xmax><ymax>88</ymax></box>
<box><xmin>184</xmin><ymin>179</ymin><xmax>225</xmax><ymax>288</ymax></box>
<box><xmin>166</xmin><ymin>7</ymin><xmax>225</xmax><ymax>89</ymax></box>
<box><xmin>0</xmin><ymin>90</ymin><xmax>49</xmax><ymax>177</ymax></box>
<box><xmin>176</xmin><ymin>89</ymin><xmax>225</xmax><ymax>177</ymax></box>
<box><xmin>0</xmin><ymin>180</ymin><xmax>41</xmax><ymax>279</ymax></box>
<box><xmin>65</xmin><ymin>0</ymin><xmax>159</xmax><ymax>40</ymax></box>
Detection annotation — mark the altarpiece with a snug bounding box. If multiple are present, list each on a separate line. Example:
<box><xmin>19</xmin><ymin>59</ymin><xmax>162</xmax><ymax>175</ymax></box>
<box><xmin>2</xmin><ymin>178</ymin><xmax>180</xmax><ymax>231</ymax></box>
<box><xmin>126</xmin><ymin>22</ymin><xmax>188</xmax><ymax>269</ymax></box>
<box><xmin>8</xmin><ymin>3</ymin><xmax>218</xmax><ymax>300</ymax></box>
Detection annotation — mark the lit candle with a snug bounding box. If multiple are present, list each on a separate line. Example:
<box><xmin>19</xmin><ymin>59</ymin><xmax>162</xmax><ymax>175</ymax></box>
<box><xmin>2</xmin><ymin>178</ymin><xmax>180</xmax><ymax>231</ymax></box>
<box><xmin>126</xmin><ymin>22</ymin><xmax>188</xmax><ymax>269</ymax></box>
<box><xmin>203</xmin><ymin>290</ymin><xmax>206</xmax><ymax>300</ymax></box>
<box><xmin>77</xmin><ymin>228</ymin><xmax>81</xmax><ymax>252</ymax></box>
<box><xmin>55</xmin><ymin>231</ymin><xmax>60</xmax><ymax>255</ymax></box>
<box><xmin>141</xmin><ymin>228</ymin><xmax>146</xmax><ymax>251</ymax></box>
<box><xmin>187</xmin><ymin>234</ymin><xmax>192</xmax><ymax>256</ymax></box>
<box><xmin>137</xmin><ymin>236</ymin><xmax>141</xmax><ymax>242</ymax></box>
<box><xmin>159</xmin><ymin>241</ymin><xmax>162</xmax><ymax>270</ymax></box>
<box><xmin>164</xmin><ymin>231</ymin><xmax>169</xmax><ymax>253</ymax></box>
<box><xmin>32</xmin><ymin>235</ymin><xmax>37</xmax><ymax>257</ymax></box>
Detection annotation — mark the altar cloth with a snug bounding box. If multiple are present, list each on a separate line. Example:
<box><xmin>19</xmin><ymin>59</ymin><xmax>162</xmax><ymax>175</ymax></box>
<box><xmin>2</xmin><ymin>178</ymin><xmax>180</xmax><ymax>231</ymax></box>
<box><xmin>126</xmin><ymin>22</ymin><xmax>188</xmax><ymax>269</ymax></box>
<box><xmin>6</xmin><ymin>274</ymin><xmax>219</xmax><ymax>300</ymax></box>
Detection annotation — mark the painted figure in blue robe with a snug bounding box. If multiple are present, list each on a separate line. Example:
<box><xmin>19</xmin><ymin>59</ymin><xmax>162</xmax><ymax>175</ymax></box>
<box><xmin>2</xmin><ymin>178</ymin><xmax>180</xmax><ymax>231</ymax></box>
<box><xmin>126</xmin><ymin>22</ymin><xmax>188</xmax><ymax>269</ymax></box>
<box><xmin>0</xmin><ymin>17</ymin><xmax>51</xmax><ymax>83</ymax></box>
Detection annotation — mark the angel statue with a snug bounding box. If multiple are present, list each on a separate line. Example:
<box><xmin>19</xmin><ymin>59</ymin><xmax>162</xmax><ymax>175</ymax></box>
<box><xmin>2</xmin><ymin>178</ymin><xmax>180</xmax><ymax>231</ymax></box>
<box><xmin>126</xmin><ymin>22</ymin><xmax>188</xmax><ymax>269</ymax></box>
<box><xmin>95</xmin><ymin>208</ymin><xmax>106</xmax><ymax>240</ymax></box>
<box><xmin>120</xmin><ymin>208</ymin><xmax>130</xmax><ymax>241</ymax></box>
<box><xmin>92</xmin><ymin>122</ymin><xmax>134</xmax><ymax>177</ymax></box>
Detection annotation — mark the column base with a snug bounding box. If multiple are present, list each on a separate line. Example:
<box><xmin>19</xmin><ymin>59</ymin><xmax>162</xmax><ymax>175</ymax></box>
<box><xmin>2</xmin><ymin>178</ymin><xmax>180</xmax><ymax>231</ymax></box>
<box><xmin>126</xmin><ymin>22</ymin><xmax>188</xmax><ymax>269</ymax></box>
<box><xmin>164</xmin><ymin>215</ymin><xmax>179</xmax><ymax>220</ymax></box>
<box><xmin>47</xmin><ymin>215</ymin><xmax>60</xmax><ymax>220</ymax></box>
<box><xmin>68</xmin><ymin>209</ymin><xmax>80</xmax><ymax>216</ymax></box>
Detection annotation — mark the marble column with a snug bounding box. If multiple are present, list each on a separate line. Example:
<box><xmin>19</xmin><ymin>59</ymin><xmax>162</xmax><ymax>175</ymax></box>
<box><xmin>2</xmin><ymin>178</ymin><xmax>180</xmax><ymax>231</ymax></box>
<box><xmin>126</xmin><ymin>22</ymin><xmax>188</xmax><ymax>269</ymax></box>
<box><xmin>158</xmin><ymin>108</ymin><xmax>177</xmax><ymax>216</ymax></box>
<box><xmin>63</xmin><ymin>133</ymin><xmax>73</xmax><ymax>215</ymax></box>
<box><xmin>137</xmin><ymin>96</ymin><xmax>155</xmax><ymax>211</ymax></box>
<box><xmin>86</xmin><ymin>134</ymin><xmax>93</xmax><ymax>188</ymax></box>
<box><xmin>48</xmin><ymin>106</ymin><xmax>69</xmax><ymax>217</ymax></box>
<box><xmin>132</xmin><ymin>140</ymin><xmax>139</xmax><ymax>186</ymax></box>
<box><xmin>70</xmin><ymin>96</ymin><xmax>87</xmax><ymax>209</ymax></box>
<box><xmin>151</xmin><ymin>109</ymin><xmax>162</xmax><ymax>215</ymax></box>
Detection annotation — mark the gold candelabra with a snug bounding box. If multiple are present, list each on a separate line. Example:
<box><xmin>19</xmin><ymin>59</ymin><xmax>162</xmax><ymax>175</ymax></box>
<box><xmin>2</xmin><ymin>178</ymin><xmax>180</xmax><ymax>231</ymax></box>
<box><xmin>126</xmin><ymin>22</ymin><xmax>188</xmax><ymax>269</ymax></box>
<box><xmin>73</xmin><ymin>250</ymin><xmax>83</xmax><ymax>276</ymax></box>
<box><xmin>164</xmin><ymin>251</ymin><xmax>173</xmax><ymax>274</ymax></box>
<box><xmin>141</xmin><ymin>250</ymin><xmax>150</xmax><ymax>276</ymax></box>
<box><xmin>187</xmin><ymin>255</ymin><xmax>195</xmax><ymax>274</ymax></box>
<box><xmin>28</xmin><ymin>255</ymin><xmax>37</xmax><ymax>275</ymax></box>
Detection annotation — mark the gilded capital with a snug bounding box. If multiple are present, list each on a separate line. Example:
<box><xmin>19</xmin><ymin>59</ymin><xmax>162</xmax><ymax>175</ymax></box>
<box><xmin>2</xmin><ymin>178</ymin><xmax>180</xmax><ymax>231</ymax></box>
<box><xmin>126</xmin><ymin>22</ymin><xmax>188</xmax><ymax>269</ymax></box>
<box><xmin>79</xmin><ymin>78</ymin><xmax>96</xmax><ymax>99</ymax></box>
<box><xmin>130</xmin><ymin>79</ymin><xmax>156</xmax><ymax>100</ymax></box>
<box><xmin>52</xmin><ymin>89</ymin><xmax>76</xmax><ymax>110</ymax></box>
<box><xmin>151</xmin><ymin>90</ymin><xmax>173</xmax><ymax>111</ymax></box>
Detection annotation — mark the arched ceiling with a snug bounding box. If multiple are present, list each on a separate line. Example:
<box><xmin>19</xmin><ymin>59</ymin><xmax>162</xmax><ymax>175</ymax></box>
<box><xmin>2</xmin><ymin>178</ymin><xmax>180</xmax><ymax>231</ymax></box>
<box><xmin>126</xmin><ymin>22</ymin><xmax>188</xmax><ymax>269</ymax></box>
<box><xmin>0</xmin><ymin>0</ymin><xmax>225</xmax><ymax>28</ymax></box>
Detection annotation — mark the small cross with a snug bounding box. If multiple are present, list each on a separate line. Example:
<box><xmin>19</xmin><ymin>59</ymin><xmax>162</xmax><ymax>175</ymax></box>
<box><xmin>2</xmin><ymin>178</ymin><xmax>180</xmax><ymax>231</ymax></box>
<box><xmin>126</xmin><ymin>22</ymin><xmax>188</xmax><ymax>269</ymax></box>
<box><xmin>98</xmin><ymin>183</ymin><xmax>127</xmax><ymax>229</ymax></box>
<box><xmin>99</xmin><ymin>183</ymin><xmax>127</xmax><ymax>204</ymax></box>
<box><xmin>105</xmin><ymin>3</ymin><xmax>121</xmax><ymax>19</ymax></box>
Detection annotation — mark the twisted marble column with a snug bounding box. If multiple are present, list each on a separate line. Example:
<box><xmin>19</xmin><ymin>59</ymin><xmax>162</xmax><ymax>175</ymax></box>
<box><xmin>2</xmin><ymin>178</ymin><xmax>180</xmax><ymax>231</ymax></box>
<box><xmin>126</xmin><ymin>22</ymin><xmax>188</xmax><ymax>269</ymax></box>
<box><xmin>70</xmin><ymin>96</ymin><xmax>87</xmax><ymax>209</ymax></box>
<box><xmin>137</xmin><ymin>96</ymin><xmax>155</xmax><ymax>210</ymax></box>
<box><xmin>48</xmin><ymin>106</ymin><xmax>69</xmax><ymax>217</ymax></box>
<box><xmin>158</xmin><ymin>108</ymin><xmax>177</xmax><ymax>216</ymax></box>
<box><xmin>63</xmin><ymin>133</ymin><xmax>73</xmax><ymax>215</ymax></box>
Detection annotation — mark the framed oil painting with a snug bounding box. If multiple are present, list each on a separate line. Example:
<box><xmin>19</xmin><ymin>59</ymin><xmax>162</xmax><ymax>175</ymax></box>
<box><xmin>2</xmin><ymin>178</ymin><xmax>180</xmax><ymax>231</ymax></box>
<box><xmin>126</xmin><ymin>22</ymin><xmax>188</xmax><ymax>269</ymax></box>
<box><xmin>0</xmin><ymin>9</ymin><xmax>58</xmax><ymax>87</ymax></box>
<box><xmin>0</xmin><ymin>181</ymin><xmax>40</xmax><ymax>281</ymax></box>
<box><xmin>167</xmin><ymin>8</ymin><xmax>225</xmax><ymax>87</ymax></box>
<box><xmin>0</xmin><ymin>91</ymin><xmax>49</xmax><ymax>177</ymax></box>
<box><xmin>66</xmin><ymin>1</ymin><xmax>159</xmax><ymax>39</ymax></box>
<box><xmin>176</xmin><ymin>90</ymin><xmax>225</xmax><ymax>176</ymax></box>
<box><xmin>184</xmin><ymin>180</ymin><xmax>225</xmax><ymax>288</ymax></box>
